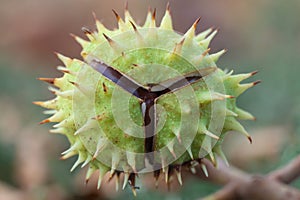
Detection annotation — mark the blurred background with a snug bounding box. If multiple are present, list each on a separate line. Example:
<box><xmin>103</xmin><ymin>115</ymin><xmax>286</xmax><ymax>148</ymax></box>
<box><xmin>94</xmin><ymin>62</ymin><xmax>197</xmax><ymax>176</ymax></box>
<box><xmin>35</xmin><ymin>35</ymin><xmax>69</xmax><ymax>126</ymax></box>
<box><xmin>0</xmin><ymin>0</ymin><xmax>299</xmax><ymax>199</ymax></box>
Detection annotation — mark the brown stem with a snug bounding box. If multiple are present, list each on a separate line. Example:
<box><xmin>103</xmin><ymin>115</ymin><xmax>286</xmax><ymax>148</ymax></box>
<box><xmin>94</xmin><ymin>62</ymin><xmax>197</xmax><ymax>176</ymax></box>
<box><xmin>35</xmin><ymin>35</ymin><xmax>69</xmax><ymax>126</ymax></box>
<box><xmin>202</xmin><ymin>183</ymin><xmax>238</xmax><ymax>200</ymax></box>
<box><xmin>268</xmin><ymin>155</ymin><xmax>300</xmax><ymax>184</ymax></box>
<box><xmin>198</xmin><ymin>157</ymin><xmax>300</xmax><ymax>200</ymax></box>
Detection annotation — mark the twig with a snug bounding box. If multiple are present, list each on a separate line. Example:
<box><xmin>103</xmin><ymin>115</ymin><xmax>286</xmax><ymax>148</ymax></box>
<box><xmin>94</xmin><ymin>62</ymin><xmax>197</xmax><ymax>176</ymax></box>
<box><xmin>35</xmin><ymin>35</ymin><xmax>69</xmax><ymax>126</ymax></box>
<box><xmin>202</xmin><ymin>183</ymin><xmax>238</xmax><ymax>200</ymax></box>
<box><xmin>268</xmin><ymin>155</ymin><xmax>300</xmax><ymax>184</ymax></box>
<box><xmin>197</xmin><ymin>156</ymin><xmax>300</xmax><ymax>200</ymax></box>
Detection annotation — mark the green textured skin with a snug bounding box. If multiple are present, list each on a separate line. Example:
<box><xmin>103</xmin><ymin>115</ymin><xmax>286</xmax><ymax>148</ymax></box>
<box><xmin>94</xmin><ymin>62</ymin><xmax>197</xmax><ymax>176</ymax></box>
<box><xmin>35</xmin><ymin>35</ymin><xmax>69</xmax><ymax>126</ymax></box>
<box><xmin>36</xmin><ymin>7</ymin><xmax>258</xmax><ymax>191</ymax></box>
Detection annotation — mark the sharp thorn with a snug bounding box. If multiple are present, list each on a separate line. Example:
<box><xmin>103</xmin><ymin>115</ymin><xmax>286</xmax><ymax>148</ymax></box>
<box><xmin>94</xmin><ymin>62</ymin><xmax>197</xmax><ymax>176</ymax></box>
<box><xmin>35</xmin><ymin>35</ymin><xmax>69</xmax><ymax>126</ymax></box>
<box><xmin>227</xmin><ymin>95</ymin><xmax>235</xmax><ymax>99</ymax></box>
<box><xmin>68</xmin><ymin>81</ymin><xmax>78</xmax><ymax>87</ymax></box>
<box><xmin>39</xmin><ymin>118</ymin><xmax>50</xmax><ymax>124</ymax></box>
<box><xmin>152</xmin><ymin>8</ymin><xmax>156</xmax><ymax>20</ymax></box>
<box><xmin>164</xmin><ymin>166</ymin><xmax>169</xmax><ymax>183</ymax></box>
<box><xmin>109</xmin><ymin>170</ymin><xmax>115</xmax><ymax>182</ymax></box>
<box><xmin>128</xmin><ymin>173</ymin><xmax>137</xmax><ymax>196</ymax></box>
<box><xmin>43</xmin><ymin>110</ymin><xmax>57</xmax><ymax>115</ymax></box>
<box><xmin>251</xmin><ymin>70</ymin><xmax>259</xmax><ymax>76</ymax></box>
<box><xmin>57</xmin><ymin>66</ymin><xmax>70</xmax><ymax>74</ymax></box>
<box><xmin>175</xmin><ymin>166</ymin><xmax>182</xmax><ymax>185</ymax></box>
<box><xmin>253</xmin><ymin>80</ymin><xmax>261</xmax><ymax>86</ymax></box>
<box><xmin>81</xmin><ymin>155</ymin><xmax>92</xmax><ymax>168</ymax></box>
<box><xmin>37</xmin><ymin>77</ymin><xmax>55</xmax><ymax>84</ymax></box>
<box><xmin>69</xmin><ymin>33</ymin><xmax>76</xmax><ymax>39</ymax></box>
<box><xmin>33</xmin><ymin>101</ymin><xmax>42</xmax><ymax>106</ymax></box>
<box><xmin>81</xmin><ymin>27</ymin><xmax>92</xmax><ymax>35</ymax></box>
<box><xmin>112</xmin><ymin>9</ymin><xmax>121</xmax><ymax>21</ymax></box>
<box><xmin>92</xmin><ymin>12</ymin><xmax>97</xmax><ymax>21</ymax></box>
<box><xmin>132</xmin><ymin>188</ymin><xmax>137</xmax><ymax>196</ymax></box>
<box><xmin>193</xmin><ymin>17</ymin><xmax>201</xmax><ymax>29</ymax></box>
<box><xmin>209</xmin><ymin>151</ymin><xmax>216</xmax><ymax>166</ymax></box>
<box><xmin>103</xmin><ymin>33</ymin><xmax>112</xmax><ymax>42</ymax></box>
<box><xmin>123</xmin><ymin>172</ymin><xmax>130</xmax><ymax>190</ymax></box>
<box><xmin>204</xmin><ymin>130</ymin><xmax>220</xmax><ymax>140</ymax></box>
<box><xmin>173</xmin><ymin>38</ymin><xmax>185</xmax><ymax>54</ymax></box>
<box><xmin>60</xmin><ymin>150</ymin><xmax>76</xmax><ymax>160</ymax></box>
<box><xmin>69</xmin><ymin>33</ymin><xmax>89</xmax><ymax>47</ymax></box>
<box><xmin>201</xmin><ymin>163</ymin><xmax>209</xmax><ymax>177</ymax></box>
<box><xmin>166</xmin><ymin>2</ymin><xmax>170</xmax><ymax>12</ymax></box>
<box><xmin>129</xmin><ymin>21</ymin><xmax>137</xmax><ymax>31</ymax></box>
<box><xmin>179</xmin><ymin>37</ymin><xmax>185</xmax><ymax>45</ymax></box>
<box><xmin>125</xmin><ymin>1</ymin><xmax>128</xmax><ymax>11</ymax></box>
<box><xmin>202</xmin><ymin>48</ymin><xmax>211</xmax><ymax>56</ymax></box>
<box><xmin>53</xmin><ymin>51</ymin><xmax>59</xmax><ymax>56</ymax></box>
<box><xmin>187</xmin><ymin>147</ymin><xmax>194</xmax><ymax>160</ymax></box>
<box><xmin>248</xmin><ymin>136</ymin><xmax>253</xmax><ymax>144</ymax></box>
<box><xmin>190</xmin><ymin>166</ymin><xmax>196</xmax><ymax>174</ymax></box>
<box><xmin>177</xmin><ymin>134</ymin><xmax>182</xmax><ymax>144</ymax></box>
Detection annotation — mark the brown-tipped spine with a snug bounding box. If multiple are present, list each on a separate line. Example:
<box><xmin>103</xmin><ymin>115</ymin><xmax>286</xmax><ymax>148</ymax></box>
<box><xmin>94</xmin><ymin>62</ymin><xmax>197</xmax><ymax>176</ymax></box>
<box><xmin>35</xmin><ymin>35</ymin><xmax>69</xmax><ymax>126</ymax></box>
<box><xmin>248</xmin><ymin>136</ymin><xmax>253</xmax><ymax>144</ymax></box>
<box><xmin>128</xmin><ymin>173</ymin><xmax>138</xmax><ymax>196</ymax></box>
<box><xmin>125</xmin><ymin>1</ymin><xmax>128</xmax><ymax>11</ymax></box>
<box><xmin>173</xmin><ymin>38</ymin><xmax>185</xmax><ymax>54</ymax></box>
<box><xmin>33</xmin><ymin>101</ymin><xmax>42</xmax><ymax>106</ymax></box>
<box><xmin>253</xmin><ymin>80</ymin><xmax>261</xmax><ymax>86</ymax></box>
<box><xmin>193</xmin><ymin>17</ymin><xmax>201</xmax><ymax>29</ymax></box>
<box><xmin>251</xmin><ymin>70</ymin><xmax>259</xmax><ymax>76</ymax></box>
<box><xmin>130</xmin><ymin>21</ymin><xmax>137</xmax><ymax>32</ymax></box>
<box><xmin>38</xmin><ymin>78</ymin><xmax>55</xmax><ymax>85</ymax></box>
<box><xmin>68</xmin><ymin>81</ymin><xmax>79</xmax><ymax>87</ymax></box>
<box><xmin>112</xmin><ymin>9</ymin><xmax>121</xmax><ymax>21</ymax></box>
<box><xmin>103</xmin><ymin>33</ymin><xmax>114</xmax><ymax>44</ymax></box>
<box><xmin>166</xmin><ymin>2</ymin><xmax>170</xmax><ymax>12</ymax></box>
<box><xmin>81</xmin><ymin>27</ymin><xmax>92</xmax><ymax>35</ymax></box>
<box><xmin>92</xmin><ymin>12</ymin><xmax>97</xmax><ymax>21</ymax></box>
<box><xmin>202</xmin><ymin>48</ymin><xmax>211</xmax><ymax>56</ymax></box>
<box><xmin>39</xmin><ymin>118</ymin><xmax>50</xmax><ymax>124</ymax></box>
<box><xmin>152</xmin><ymin>8</ymin><xmax>156</xmax><ymax>21</ymax></box>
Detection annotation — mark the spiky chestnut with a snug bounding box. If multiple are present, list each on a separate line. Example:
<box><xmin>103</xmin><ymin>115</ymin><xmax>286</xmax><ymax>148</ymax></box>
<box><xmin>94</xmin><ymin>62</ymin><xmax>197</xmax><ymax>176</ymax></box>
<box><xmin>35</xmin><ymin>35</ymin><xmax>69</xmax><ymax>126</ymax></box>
<box><xmin>35</xmin><ymin>4</ymin><xmax>259</xmax><ymax>195</ymax></box>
